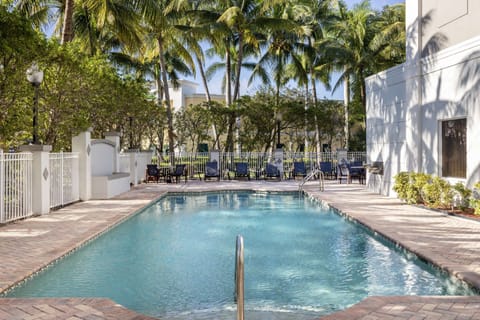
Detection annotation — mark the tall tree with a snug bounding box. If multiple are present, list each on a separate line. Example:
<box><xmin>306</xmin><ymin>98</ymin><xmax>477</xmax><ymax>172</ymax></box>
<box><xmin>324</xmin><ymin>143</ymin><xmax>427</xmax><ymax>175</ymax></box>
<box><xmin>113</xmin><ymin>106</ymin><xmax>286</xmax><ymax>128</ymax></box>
<box><xmin>140</xmin><ymin>0</ymin><xmax>195</xmax><ymax>155</ymax></box>
<box><xmin>61</xmin><ymin>0</ymin><xmax>74</xmax><ymax>43</ymax></box>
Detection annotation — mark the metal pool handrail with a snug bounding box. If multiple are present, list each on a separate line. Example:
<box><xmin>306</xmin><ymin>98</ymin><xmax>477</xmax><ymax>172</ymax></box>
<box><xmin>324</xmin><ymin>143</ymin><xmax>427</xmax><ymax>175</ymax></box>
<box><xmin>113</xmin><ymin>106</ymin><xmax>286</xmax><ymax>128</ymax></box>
<box><xmin>234</xmin><ymin>234</ymin><xmax>244</xmax><ymax>320</ymax></box>
<box><xmin>299</xmin><ymin>169</ymin><xmax>324</xmax><ymax>192</ymax></box>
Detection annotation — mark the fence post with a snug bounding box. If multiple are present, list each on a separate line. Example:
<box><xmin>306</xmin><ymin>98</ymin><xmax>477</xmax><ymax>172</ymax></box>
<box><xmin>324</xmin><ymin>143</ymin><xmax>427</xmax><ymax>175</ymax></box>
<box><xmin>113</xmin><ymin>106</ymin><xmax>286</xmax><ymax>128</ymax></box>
<box><xmin>0</xmin><ymin>150</ymin><xmax>4</xmax><ymax>223</ymax></box>
<box><xmin>19</xmin><ymin>145</ymin><xmax>52</xmax><ymax>215</ymax></box>
<box><xmin>129</xmin><ymin>150</ymin><xmax>138</xmax><ymax>186</ymax></box>
<box><xmin>274</xmin><ymin>148</ymin><xmax>284</xmax><ymax>180</ymax></box>
<box><xmin>60</xmin><ymin>151</ymin><xmax>64</xmax><ymax>206</ymax></box>
<box><xmin>72</xmin><ymin>129</ymin><xmax>92</xmax><ymax>201</ymax></box>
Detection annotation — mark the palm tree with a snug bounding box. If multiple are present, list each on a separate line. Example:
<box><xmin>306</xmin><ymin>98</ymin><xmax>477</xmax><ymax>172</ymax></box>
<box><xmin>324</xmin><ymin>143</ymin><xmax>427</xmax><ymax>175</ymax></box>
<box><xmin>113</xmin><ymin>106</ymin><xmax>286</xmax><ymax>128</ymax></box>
<box><xmin>318</xmin><ymin>1</ymin><xmax>405</xmax><ymax>149</ymax></box>
<box><xmin>317</xmin><ymin>0</ymin><xmax>375</xmax><ymax>149</ymax></box>
<box><xmin>8</xmin><ymin>0</ymin><xmax>50</xmax><ymax>29</ymax></box>
<box><xmin>139</xmin><ymin>0</ymin><xmax>195</xmax><ymax>155</ymax></box>
<box><xmin>172</xmin><ymin>3</ymin><xmax>224</xmax><ymax>149</ymax></box>
<box><xmin>61</xmin><ymin>0</ymin><xmax>74</xmax><ymax>43</ymax></box>
<box><xmin>248</xmin><ymin>2</ymin><xmax>311</xmax><ymax>151</ymax></box>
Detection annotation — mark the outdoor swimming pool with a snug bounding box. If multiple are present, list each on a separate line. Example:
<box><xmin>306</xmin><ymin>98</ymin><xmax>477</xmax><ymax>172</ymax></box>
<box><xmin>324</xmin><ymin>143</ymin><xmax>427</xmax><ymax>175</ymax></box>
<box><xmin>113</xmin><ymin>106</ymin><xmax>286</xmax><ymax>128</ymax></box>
<box><xmin>5</xmin><ymin>192</ymin><xmax>475</xmax><ymax>319</ymax></box>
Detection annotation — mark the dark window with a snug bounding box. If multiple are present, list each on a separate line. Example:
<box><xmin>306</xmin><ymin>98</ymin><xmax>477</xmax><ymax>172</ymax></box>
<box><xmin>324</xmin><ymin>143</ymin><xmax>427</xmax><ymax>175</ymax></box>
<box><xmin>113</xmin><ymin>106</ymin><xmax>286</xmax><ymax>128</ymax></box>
<box><xmin>442</xmin><ymin>119</ymin><xmax>466</xmax><ymax>178</ymax></box>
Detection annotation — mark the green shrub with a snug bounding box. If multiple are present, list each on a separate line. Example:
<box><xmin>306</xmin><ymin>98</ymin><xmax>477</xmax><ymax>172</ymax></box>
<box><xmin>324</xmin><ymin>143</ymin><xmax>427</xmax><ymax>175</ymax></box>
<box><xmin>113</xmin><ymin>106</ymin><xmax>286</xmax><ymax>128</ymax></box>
<box><xmin>393</xmin><ymin>172</ymin><xmax>410</xmax><ymax>201</ymax></box>
<box><xmin>393</xmin><ymin>172</ymin><xmax>432</xmax><ymax>204</ymax></box>
<box><xmin>421</xmin><ymin>177</ymin><xmax>452</xmax><ymax>208</ymax></box>
<box><xmin>453</xmin><ymin>182</ymin><xmax>472</xmax><ymax>210</ymax></box>
<box><xmin>469</xmin><ymin>182</ymin><xmax>480</xmax><ymax>215</ymax></box>
<box><xmin>409</xmin><ymin>173</ymin><xmax>431</xmax><ymax>204</ymax></box>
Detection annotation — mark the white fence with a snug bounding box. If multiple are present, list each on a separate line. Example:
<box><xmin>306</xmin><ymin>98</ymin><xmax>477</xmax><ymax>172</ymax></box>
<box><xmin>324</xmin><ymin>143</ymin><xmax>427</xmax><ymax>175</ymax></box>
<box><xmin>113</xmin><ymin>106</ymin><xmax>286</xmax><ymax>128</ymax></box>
<box><xmin>49</xmin><ymin>152</ymin><xmax>79</xmax><ymax>209</ymax></box>
<box><xmin>0</xmin><ymin>144</ymin><xmax>364</xmax><ymax>223</ymax></box>
<box><xmin>0</xmin><ymin>151</ymin><xmax>33</xmax><ymax>223</ymax></box>
<box><xmin>119</xmin><ymin>154</ymin><xmax>130</xmax><ymax>173</ymax></box>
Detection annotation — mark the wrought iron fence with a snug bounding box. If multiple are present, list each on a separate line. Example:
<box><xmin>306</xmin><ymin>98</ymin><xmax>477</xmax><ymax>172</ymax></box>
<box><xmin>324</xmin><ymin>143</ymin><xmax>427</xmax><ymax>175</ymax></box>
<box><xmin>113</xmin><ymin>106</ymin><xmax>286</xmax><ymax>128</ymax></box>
<box><xmin>49</xmin><ymin>152</ymin><xmax>79</xmax><ymax>209</ymax></box>
<box><xmin>151</xmin><ymin>151</ymin><xmax>366</xmax><ymax>180</ymax></box>
<box><xmin>0</xmin><ymin>151</ymin><xmax>33</xmax><ymax>223</ymax></box>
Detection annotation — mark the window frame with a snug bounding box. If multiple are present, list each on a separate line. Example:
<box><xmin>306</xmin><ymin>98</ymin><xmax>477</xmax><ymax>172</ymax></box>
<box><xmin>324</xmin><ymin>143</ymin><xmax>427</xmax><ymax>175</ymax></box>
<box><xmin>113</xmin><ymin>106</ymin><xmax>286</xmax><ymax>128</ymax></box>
<box><xmin>440</xmin><ymin>117</ymin><xmax>467</xmax><ymax>179</ymax></box>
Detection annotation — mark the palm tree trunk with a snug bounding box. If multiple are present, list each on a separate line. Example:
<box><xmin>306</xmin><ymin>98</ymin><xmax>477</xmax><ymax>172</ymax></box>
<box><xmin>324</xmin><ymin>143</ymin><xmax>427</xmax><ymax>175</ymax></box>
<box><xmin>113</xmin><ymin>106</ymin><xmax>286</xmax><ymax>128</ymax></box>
<box><xmin>196</xmin><ymin>56</ymin><xmax>219</xmax><ymax>150</ymax></box>
<box><xmin>233</xmin><ymin>34</ymin><xmax>243</xmax><ymax>154</ymax></box>
<box><xmin>157</xmin><ymin>36</ymin><xmax>175</xmax><ymax>161</ymax></box>
<box><xmin>304</xmin><ymin>81</ymin><xmax>309</xmax><ymax>157</ymax></box>
<box><xmin>155</xmin><ymin>66</ymin><xmax>163</xmax><ymax>106</ymax></box>
<box><xmin>81</xmin><ymin>5</ymin><xmax>96</xmax><ymax>55</ymax></box>
<box><xmin>233</xmin><ymin>33</ymin><xmax>243</xmax><ymax>101</ymax></box>
<box><xmin>360</xmin><ymin>77</ymin><xmax>367</xmax><ymax>130</ymax></box>
<box><xmin>225</xmin><ymin>48</ymin><xmax>234</xmax><ymax>152</ymax></box>
<box><xmin>61</xmin><ymin>0</ymin><xmax>75</xmax><ymax>44</ymax></box>
<box><xmin>310</xmin><ymin>68</ymin><xmax>321</xmax><ymax>159</ymax></box>
<box><xmin>343</xmin><ymin>73</ymin><xmax>350</xmax><ymax>150</ymax></box>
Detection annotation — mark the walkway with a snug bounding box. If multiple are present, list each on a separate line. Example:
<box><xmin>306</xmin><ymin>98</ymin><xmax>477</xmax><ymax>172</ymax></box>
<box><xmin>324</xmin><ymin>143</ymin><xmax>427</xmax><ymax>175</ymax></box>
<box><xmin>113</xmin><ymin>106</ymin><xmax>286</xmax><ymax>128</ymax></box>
<box><xmin>0</xmin><ymin>180</ymin><xmax>479</xmax><ymax>319</ymax></box>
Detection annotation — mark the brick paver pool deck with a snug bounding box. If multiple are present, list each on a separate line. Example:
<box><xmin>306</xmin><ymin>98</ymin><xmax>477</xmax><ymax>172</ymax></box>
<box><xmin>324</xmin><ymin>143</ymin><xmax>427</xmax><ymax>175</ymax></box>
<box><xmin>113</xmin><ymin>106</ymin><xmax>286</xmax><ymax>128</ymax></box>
<box><xmin>0</xmin><ymin>180</ymin><xmax>480</xmax><ymax>319</ymax></box>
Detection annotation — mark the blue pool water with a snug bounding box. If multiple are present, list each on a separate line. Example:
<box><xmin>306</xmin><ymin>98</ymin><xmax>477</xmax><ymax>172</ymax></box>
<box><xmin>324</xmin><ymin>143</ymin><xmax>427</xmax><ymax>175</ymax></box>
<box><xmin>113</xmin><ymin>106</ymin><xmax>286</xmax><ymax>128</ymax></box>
<box><xmin>5</xmin><ymin>192</ymin><xmax>475</xmax><ymax>319</ymax></box>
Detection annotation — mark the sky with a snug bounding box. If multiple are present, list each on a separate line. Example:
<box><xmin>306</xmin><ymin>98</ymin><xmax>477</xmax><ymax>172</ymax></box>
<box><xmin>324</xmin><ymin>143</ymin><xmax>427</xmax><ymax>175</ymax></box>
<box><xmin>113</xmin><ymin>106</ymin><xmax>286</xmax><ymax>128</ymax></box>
<box><xmin>192</xmin><ymin>0</ymin><xmax>405</xmax><ymax>100</ymax></box>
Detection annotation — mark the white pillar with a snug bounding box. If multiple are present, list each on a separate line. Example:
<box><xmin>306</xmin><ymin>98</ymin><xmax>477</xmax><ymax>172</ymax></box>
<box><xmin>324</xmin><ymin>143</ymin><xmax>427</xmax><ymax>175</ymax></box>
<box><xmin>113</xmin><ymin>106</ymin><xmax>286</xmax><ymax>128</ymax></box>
<box><xmin>127</xmin><ymin>149</ymin><xmax>138</xmax><ymax>186</ymax></box>
<box><xmin>405</xmin><ymin>0</ymin><xmax>424</xmax><ymax>173</ymax></box>
<box><xmin>72</xmin><ymin>130</ymin><xmax>92</xmax><ymax>201</ymax></box>
<box><xmin>405</xmin><ymin>0</ymin><xmax>422</xmax><ymax>64</ymax></box>
<box><xmin>19</xmin><ymin>145</ymin><xmax>52</xmax><ymax>215</ymax></box>
<box><xmin>105</xmin><ymin>132</ymin><xmax>121</xmax><ymax>173</ymax></box>
<box><xmin>274</xmin><ymin>148</ymin><xmax>284</xmax><ymax>180</ymax></box>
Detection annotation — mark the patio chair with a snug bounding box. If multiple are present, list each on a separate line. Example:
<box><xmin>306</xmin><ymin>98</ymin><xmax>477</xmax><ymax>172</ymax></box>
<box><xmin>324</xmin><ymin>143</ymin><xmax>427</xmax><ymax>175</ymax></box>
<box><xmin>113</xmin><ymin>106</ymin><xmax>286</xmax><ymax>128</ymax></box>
<box><xmin>349</xmin><ymin>160</ymin><xmax>363</xmax><ymax>168</ymax></box>
<box><xmin>234</xmin><ymin>162</ymin><xmax>250</xmax><ymax>180</ymax></box>
<box><xmin>265</xmin><ymin>163</ymin><xmax>281</xmax><ymax>180</ymax></box>
<box><xmin>204</xmin><ymin>161</ymin><xmax>220</xmax><ymax>181</ymax></box>
<box><xmin>170</xmin><ymin>164</ymin><xmax>187</xmax><ymax>183</ymax></box>
<box><xmin>348</xmin><ymin>162</ymin><xmax>365</xmax><ymax>184</ymax></box>
<box><xmin>145</xmin><ymin>164</ymin><xmax>160</xmax><ymax>183</ymax></box>
<box><xmin>337</xmin><ymin>164</ymin><xmax>350</xmax><ymax>184</ymax></box>
<box><xmin>320</xmin><ymin>161</ymin><xmax>334</xmax><ymax>180</ymax></box>
<box><xmin>292</xmin><ymin>161</ymin><xmax>307</xmax><ymax>180</ymax></box>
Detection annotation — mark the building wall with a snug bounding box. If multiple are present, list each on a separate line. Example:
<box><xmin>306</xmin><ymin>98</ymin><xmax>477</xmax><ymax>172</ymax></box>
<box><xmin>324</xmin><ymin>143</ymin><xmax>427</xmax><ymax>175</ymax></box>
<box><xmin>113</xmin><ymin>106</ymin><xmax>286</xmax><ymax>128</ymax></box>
<box><xmin>366</xmin><ymin>0</ymin><xmax>480</xmax><ymax>195</ymax></box>
<box><xmin>421</xmin><ymin>0</ymin><xmax>480</xmax><ymax>55</ymax></box>
<box><xmin>366</xmin><ymin>64</ymin><xmax>409</xmax><ymax>195</ymax></box>
<box><xmin>419</xmin><ymin>36</ymin><xmax>480</xmax><ymax>187</ymax></box>
<box><xmin>185</xmin><ymin>94</ymin><xmax>225</xmax><ymax>107</ymax></box>
<box><xmin>169</xmin><ymin>80</ymin><xmax>199</xmax><ymax>110</ymax></box>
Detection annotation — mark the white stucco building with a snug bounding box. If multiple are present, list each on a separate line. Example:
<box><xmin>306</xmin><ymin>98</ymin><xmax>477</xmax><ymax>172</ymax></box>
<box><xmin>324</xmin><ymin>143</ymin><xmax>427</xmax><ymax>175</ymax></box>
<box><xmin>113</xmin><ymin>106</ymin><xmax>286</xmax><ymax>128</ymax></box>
<box><xmin>167</xmin><ymin>79</ymin><xmax>225</xmax><ymax>110</ymax></box>
<box><xmin>366</xmin><ymin>0</ymin><xmax>480</xmax><ymax>195</ymax></box>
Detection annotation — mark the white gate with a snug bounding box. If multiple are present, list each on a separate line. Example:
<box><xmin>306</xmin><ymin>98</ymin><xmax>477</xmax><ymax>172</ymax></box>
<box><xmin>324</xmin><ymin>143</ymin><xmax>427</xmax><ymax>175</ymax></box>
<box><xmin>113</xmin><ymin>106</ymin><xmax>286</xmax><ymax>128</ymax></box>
<box><xmin>0</xmin><ymin>151</ymin><xmax>33</xmax><ymax>223</ymax></box>
<box><xmin>49</xmin><ymin>152</ymin><xmax>79</xmax><ymax>209</ymax></box>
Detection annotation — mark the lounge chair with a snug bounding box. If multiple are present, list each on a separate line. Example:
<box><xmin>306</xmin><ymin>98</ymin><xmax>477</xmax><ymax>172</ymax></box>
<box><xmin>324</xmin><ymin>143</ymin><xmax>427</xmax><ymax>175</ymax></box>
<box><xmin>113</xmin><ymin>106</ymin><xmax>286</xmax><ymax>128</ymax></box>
<box><xmin>204</xmin><ymin>161</ymin><xmax>220</xmax><ymax>181</ymax></box>
<box><xmin>320</xmin><ymin>161</ymin><xmax>334</xmax><ymax>180</ymax></box>
<box><xmin>348</xmin><ymin>161</ymin><xmax>365</xmax><ymax>184</ymax></box>
<box><xmin>234</xmin><ymin>162</ymin><xmax>250</xmax><ymax>180</ymax></box>
<box><xmin>145</xmin><ymin>164</ymin><xmax>160</xmax><ymax>183</ymax></box>
<box><xmin>170</xmin><ymin>164</ymin><xmax>187</xmax><ymax>183</ymax></box>
<box><xmin>337</xmin><ymin>164</ymin><xmax>350</xmax><ymax>184</ymax></box>
<box><xmin>265</xmin><ymin>163</ymin><xmax>280</xmax><ymax>180</ymax></box>
<box><xmin>292</xmin><ymin>161</ymin><xmax>307</xmax><ymax>179</ymax></box>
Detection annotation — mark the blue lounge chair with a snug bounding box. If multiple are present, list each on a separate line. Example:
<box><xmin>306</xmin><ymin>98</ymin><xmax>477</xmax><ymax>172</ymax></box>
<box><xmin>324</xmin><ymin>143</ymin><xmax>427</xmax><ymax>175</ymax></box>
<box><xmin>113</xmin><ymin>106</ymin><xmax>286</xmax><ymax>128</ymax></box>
<box><xmin>265</xmin><ymin>163</ymin><xmax>280</xmax><ymax>180</ymax></box>
<box><xmin>320</xmin><ymin>161</ymin><xmax>334</xmax><ymax>179</ymax></box>
<box><xmin>292</xmin><ymin>162</ymin><xmax>307</xmax><ymax>179</ymax></box>
<box><xmin>235</xmin><ymin>162</ymin><xmax>250</xmax><ymax>180</ymax></box>
<box><xmin>145</xmin><ymin>164</ymin><xmax>160</xmax><ymax>183</ymax></box>
<box><xmin>205</xmin><ymin>161</ymin><xmax>220</xmax><ymax>181</ymax></box>
<box><xmin>170</xmin><ymin>164</ymin><xmax>186</xmax><ymax>183</ymax></box>
<box><xmin>348</xmin><ymin>161</ymin><xmax>365</xmax><ymax>184</ymax></box>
